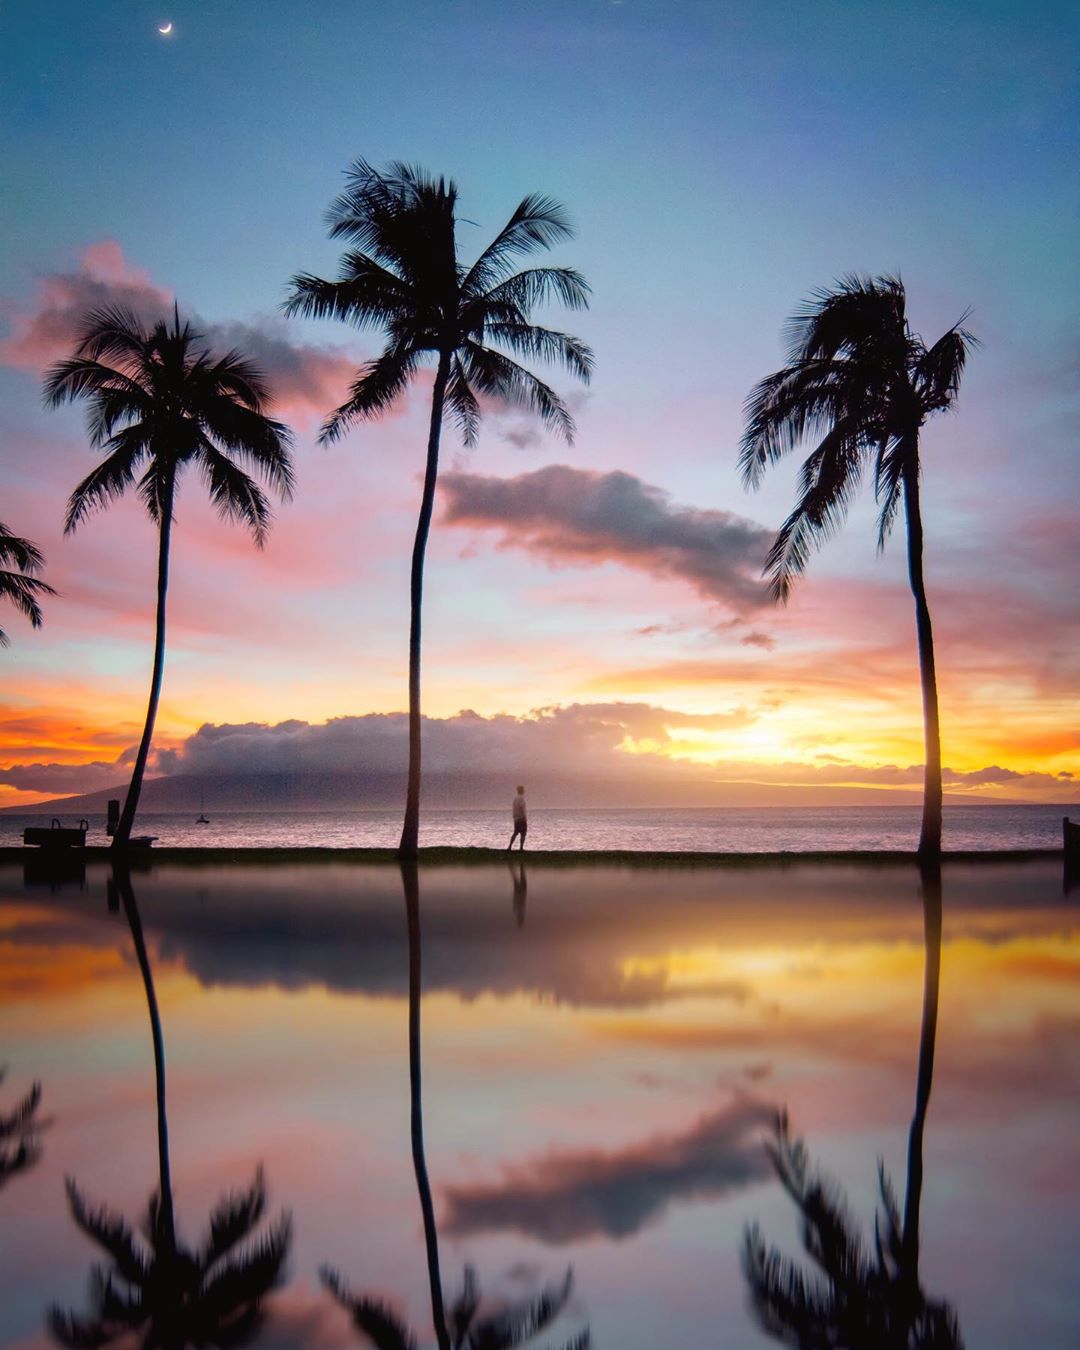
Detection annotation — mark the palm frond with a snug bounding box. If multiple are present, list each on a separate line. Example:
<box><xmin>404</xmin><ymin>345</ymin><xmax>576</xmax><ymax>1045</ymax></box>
<box><xmin>484</xmin><ymin>322</ymin><xmax>594</xmax><ymax>383</ymax></box>
<box><xmin>320</xmin><ymin>344</ymin><xmax>420</xmax><ymax>444</ymax></box>
<box><xmin>196</xmin><ymin>397</ymin><xmax>295</xmax><ymax>500</ymax></box>
<box><xmin>462</xmin><ymin>342</ymin><xmax>575</xmax><ymax>443</ymax></box>
<box><xmin>462</xmin><ymin>194</ymin><xmax>575</xmax><ymax>295</ymax></box>
<box><xmin>915</xmin><ymin>324</ymin><xmax>978</xmax><ymax>413</ymax></box>
<box><xmin>284</xmin><ymin>263</ymin><xmax>408</xmax><ymax>328</ymax></box>
<box><xmin>785</xmin><ymin>273</ymin><xmax>906</xmax><ymax>364</ymax></box>
<box><xmin>320</xmin><ymin>1266</ymin><xmax>418</xmax><ymax>1350</ymax></box>
<box><xmin>197</xmin><ymin>1212</ymin><xmax>291</xmax><ymax>1321</ymax></box>
<box><xmin>196</xmin><ymin>443</ymin><xmax>274</xmax><ymax>546</ymax></box>
<box><xmin>447</xmin><ymin>355</ymin><xmax>481</xmax><ymax>447</ymax></box>
<box><xmin>471</xmin><ymin>266</ymin><xmax>591</xmax><ymax>314</ymax></box>
<box><xmin>200</xmin><ymin>1167</ymin><xmax>267</xmax><ymax>1269</ymax></box>
<box><xmin>468</xmin><ymin>1268</ymin><xmax>574</xmax><ymax>1350</ymax></box>
<box><xmin>64</xmin><ymin>1179</ymin><xmax>149</xmax><ymax>1286</ymax></box>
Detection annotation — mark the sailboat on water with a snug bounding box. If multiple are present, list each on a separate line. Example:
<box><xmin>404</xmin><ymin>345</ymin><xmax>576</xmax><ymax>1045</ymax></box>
<box><xmin>196</xmin><ymin>785</ymin><xmax>209</xmax><ymax>825</ymax></box>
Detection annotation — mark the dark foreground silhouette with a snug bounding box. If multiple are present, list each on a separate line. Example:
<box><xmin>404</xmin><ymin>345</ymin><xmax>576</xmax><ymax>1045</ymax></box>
<box><xmin>743</xmin><ymin>866</ymin><xmax>963</xmax><ymax>1347</ymax></box>
<box><xmin>285</xmin><ymin>161</ymin><xmax>592</xmax><ymax>859</ymax></box>
<box><xmin>50</xmin><ymin>867</ymin><xmax>291</xmax><ymax>1347</ymax></box>
<box><xmin>740</xmin><ymin>278</ymin><xmax>976</xmax><ymax>863</ymax></box>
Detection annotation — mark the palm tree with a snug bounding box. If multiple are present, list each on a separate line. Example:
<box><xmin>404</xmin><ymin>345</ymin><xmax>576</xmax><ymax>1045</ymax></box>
<box><xmin>44</xmin><ymin>306</ymin><xmax>294</xmax><ymax>850</ymax></box>
<box><xmin>739</xmin><ymin>277</ymin><xmax>976</xmax><ymax>861</ymax></box>
<box><xmin>285</xmin><ymin>160</ymin><xmax>592</xmax><ymax>857</ymax></box>
<box><xmin>0</xmin><ymin>1067</ymin><xmax>45</xmax><ymax>1188</ymax></box>
<box><xmin>0</xmin><ymin>522</ymin><xmax>55</xmax><ymax>645</ymax></box>
<box><xmin>50</xmin><ymin>866</ymin><xmax>291</xmax><ymax>1347</ymax></box>
<box><xmin>742</xmin><ymin>866</ymin><xmax>962</xmax><ymax>1348</ymax></box>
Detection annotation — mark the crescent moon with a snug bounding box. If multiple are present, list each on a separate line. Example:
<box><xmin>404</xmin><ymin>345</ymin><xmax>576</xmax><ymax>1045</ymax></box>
<box><xmin>158</xmin><ymin>22</ymin><xmax>173</xmax><ymax>35</ymax></box>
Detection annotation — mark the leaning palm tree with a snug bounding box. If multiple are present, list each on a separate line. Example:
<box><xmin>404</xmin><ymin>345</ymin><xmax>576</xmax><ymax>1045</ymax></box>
<box><xmin>50</xmin><ymin>867</ymin><xmax>291</xmax><ymax>1347</ymax></box>
<box><xmin>285</xmin><ymin>161</ymin><xmax>592</xmax><ymax>857</ymax></box>
<box><xmin>0</xmin><ymin>522</ymin><xmax>55</xmax><ymax>645</ymax></box>
<box><xmin>739</xmin><ymin>277</ymin><xmax>976</xmax><ymax>860</ymax></box>
<box><xmin>44</xmin><ymin>306</ymin><xmax>294</xmax><ymax>849</ymax></box>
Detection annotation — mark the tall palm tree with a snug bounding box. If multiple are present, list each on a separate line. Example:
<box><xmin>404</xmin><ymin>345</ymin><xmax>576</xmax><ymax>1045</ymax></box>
<box><xmin>742</xmin><ymin>866</ymin><xmax>961</xmax><ymax>1348</ymax></box>
<box><xmin>0</xmin><ymin>522</ymin><xmax>55</xmax><ymax>645</ymax></box>
<box><xmin>44</xmin><ymin>306</ymin><xmax>294</xmax><ymax>849</ymax></box>
<box><xmin>285</xmin><ymin>160</ymin><xmax>592</xmax><ymax>857</ymax></box>
<box><xmin>739</xmin><ymin>277</ymin><xmax>976</xmax><ymax>861</ymax></box>
<box><xmin>50</xmin><ymin>866</ymin><xmax>291</xmax><ymax>1347</ymax></box>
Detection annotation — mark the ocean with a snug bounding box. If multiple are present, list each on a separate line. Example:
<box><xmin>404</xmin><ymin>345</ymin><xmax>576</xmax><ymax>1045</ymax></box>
<box><xmin>4</xmin><ymin>801</ymin><xmax>1073</xmax><ymax>850</ymax></box>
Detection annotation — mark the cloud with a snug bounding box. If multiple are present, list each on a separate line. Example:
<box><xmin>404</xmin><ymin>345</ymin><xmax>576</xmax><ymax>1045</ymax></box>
<box><xmin>10</xmin><ymin>704</ymin><xmax>1075</xmax><ymax>807</ymax></box>
<box><xmin>154</xmin><ymin>703</ymin><xmax>754</xmax><ymax>780</ymax></box>
<box><xmin>0</xmin><ymin>240</ymin><xmax>356</xmax><ymax>421</ymax></box>
<box><xmin>0</xmin><ymin>756</ymin><xmax>131</xmax><ymax>795</ymax></box>
<box><xmin>440</xmin><ymin>465</ymin><xmax>773</xmax><ymax>614</ymax></box>
<box><xmin>442</xmin><ymin>1097</ymin><xmax>773</xmax><ymax>1243</ymax></box>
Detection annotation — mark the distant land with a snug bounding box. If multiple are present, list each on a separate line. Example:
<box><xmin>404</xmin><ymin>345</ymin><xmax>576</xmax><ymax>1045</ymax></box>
<box><xmin>0</xmin><ymin>771</ymin><xmax>1007</xmax><ymax>815</ymax></box>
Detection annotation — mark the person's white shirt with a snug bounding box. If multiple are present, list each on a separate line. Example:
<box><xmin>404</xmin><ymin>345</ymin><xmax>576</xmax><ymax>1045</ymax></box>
<box><xmin>512</xmin><ymin>793</ymin><xmax>527</xmax><ymax>822</ymax></box>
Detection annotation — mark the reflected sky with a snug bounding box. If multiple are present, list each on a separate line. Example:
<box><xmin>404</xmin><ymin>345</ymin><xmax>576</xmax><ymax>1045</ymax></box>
<box><xmin>0</xmin><ymin>860</ymin><xmax>1076</xmax><ymax>1347</ymax></box>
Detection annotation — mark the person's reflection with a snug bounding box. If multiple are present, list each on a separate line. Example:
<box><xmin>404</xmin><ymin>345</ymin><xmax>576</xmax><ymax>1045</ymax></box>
<box><xmin>50</xmin><ymin>864</ymin><xmax>291</xmax><ymax>1348</ymax></box>
<box><xmin>322</xmin><ymin>861</ymin><xmax>588</xmax><ymax>1350</ymax></box>
<box><xmin>742</xmin><ymin>862</ymin><xmax>964</xmax><ymax>1348</ymax></box>
<box><xmin>510</xmin><ymin>858</ymin><xmax>528</xmax><ymax>928</ymax></box>
<box><xmin>0</xmin><ymin>1067</ymin><xmax>45</xmax><ymax>1189</ymax></box>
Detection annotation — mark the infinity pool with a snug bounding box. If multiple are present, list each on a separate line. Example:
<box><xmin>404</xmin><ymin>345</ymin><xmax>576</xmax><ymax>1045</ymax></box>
<box><xmin>0</xmin><ymin>858</ymin><xmax>1075</xmax><ymax>1347</ymax></box>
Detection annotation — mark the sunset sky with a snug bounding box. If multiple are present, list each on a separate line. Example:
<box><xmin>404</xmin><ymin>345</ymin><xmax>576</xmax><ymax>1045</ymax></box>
<box><xmin>2</xmin><ymin>0</ymin><xmax>1077</xmax><ymax>807</ymax></box>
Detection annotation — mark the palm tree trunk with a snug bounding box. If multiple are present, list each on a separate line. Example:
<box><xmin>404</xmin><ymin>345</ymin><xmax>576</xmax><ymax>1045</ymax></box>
<box><xmin>902</xmin><ymin>454</ymin><xmax>943</xmax><ymax>861</ymax></box>
<box><xmin>112</xmin><ymin>472</ymin><xmax>175</xmax><ymax>850</ymax></box>
<box><xmin>398</xmin><ymin>351</ymin><xmax>452</xmax><ymax>859</ymax></box>
<box><xmin>401</xmin><ymin>862</ymin><xmax>451</xmax><ymax>1350</ymax></box>
<box><xmin>902</xmin><ymin>862</ymin><xmax>942</xmax><ymax>1299</ymax></box>
<box><xmin>113</xmin><ymin>866</ymin><xmax>177</xmax><ymax>1255</ymax></box>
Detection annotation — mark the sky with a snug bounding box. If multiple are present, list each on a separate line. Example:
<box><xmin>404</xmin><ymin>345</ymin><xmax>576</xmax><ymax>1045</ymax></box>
<box><xmin>1</xmin><ymin>0</ymin><xmax>1078</xmax><ymax>808</ymax></box>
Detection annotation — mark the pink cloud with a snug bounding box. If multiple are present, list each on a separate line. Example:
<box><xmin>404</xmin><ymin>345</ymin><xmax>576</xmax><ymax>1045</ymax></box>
<box><xmin>0</xmin><ymin>240</ymin><xmax>362</xmax><ymax>423</ymax></box>
<box><xmin>441</xmin><ymin>465</ymin><xmax>773</xmax><ymax>616</ymax></box>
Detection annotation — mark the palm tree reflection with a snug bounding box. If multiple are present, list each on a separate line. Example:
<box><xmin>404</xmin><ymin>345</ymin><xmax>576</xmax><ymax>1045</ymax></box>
<box><xmin>0</xmin><ymin>1067</ymin><xmax>45</xmax><ymax>1188</ymax></box>
<box><xmin>742</xmin><ymin>864</ymin><xmax>964</xmax><ymax>1348</ymax></box>
<box><xmin>321</xmin><ymin>861</ymin><xmax>588</xmax><ymax>1350</ymax></box>
<box><xmin>50</xmin><ymin>865</ymin><xmax>291</xmax><ymax>1348</ymax></box>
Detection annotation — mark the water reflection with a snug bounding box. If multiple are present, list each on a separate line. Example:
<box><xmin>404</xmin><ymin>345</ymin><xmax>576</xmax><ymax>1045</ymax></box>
<box><xmin>510</xmin><ymin>859</ymin><xmax>528</xmax><ymax>929</ymax></box>
<box><xmin>0</xmin><ymin>1066</ymin><xmax>45</xmax><ymax>1189</ymax></box>
<box><xmin>743</xmin><ymin>865</ymin><xmax>964</xmax><ymax>1347</ymax></box>
<box><xmin>50</xmin><ymin>865</ymin><xmax>291</xmax><ymax>1347</ymax></box>
<box><xmin>322</xmin><ymin>862</ymin><xmax>589</xmax><ymax>1350</ymax></box>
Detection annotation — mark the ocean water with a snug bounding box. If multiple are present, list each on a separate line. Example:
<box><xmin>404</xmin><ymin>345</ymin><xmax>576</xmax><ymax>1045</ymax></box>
<box><xmin>0</xmin><ymin>857</ymin><xmax>1076</xmax><ymax>1348</ymax></box>
<box><xmin>3</xmin><ymin>801</ymin><xmax>1073</xmax><ymax>850</ymax></box>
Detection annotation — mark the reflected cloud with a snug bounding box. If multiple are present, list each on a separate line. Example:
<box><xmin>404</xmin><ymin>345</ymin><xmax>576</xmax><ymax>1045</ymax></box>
<box><xmin>443</xmin><ymin>1096</ymin><xmax>772</xmax><ymax>1244</ymax></box>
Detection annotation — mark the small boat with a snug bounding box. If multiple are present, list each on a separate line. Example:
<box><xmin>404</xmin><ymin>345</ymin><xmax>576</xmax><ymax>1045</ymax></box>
<box><xmin>196</xmin><ymin>813</ymin><xmax>210</xmax><ymax>825</ymax></box>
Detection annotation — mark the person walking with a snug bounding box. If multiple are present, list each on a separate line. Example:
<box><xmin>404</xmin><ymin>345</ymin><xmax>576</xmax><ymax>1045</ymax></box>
<box><xmin>509</xmin><ymin>785</ymin><xmax>528</xmax><ymax>851</ymax></box>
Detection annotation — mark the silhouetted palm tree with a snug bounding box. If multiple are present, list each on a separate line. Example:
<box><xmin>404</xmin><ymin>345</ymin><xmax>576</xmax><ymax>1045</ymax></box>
<box><xmin>0</xmin><ymin>1067</ymin><xmax>45</xmax><ymax>1187</ymax></box>
<box><xmin>50</xmin><ymin>868</ymin><xmax>291</xmax><ymax>1347</ymax></box>
<box><xmin>0</xmin><ymin>522</ymin><xmax>55</xmax><ymax>645</ymax></box>
<box><xmin>286</xmin><ymin>161</ymin><xmax>592</xmax><ymax>856</ymax></box>
<box><xmin>742</xmin><ymin>866</ymin><xmax>962</xmax><ymax>1348</ymax></box>
<box><xmin>322</xmin><ymin>1262</ymin><xmax>588</xmax><ymax>1350</ymax></box>
<box><xmin>739</xmin><ymin>277</ymin><xmax>976</xmax><ymax>860</ymax></box>
<box><xmin>44</xmin><ymin>307</ymin><xmax>294</xmax><ymax>849</ymax></box>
